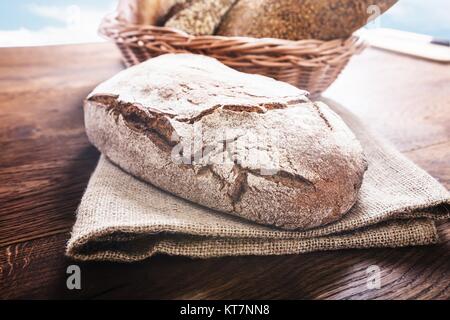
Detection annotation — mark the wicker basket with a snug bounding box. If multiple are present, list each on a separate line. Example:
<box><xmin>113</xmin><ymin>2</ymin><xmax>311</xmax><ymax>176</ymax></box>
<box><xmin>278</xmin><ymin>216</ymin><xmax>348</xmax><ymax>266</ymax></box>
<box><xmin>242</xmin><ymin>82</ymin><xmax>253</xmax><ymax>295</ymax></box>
<box><xmin>99</xmin><ymin>14</ymin><xmax>365</xmax><ymax>97</ymax></box>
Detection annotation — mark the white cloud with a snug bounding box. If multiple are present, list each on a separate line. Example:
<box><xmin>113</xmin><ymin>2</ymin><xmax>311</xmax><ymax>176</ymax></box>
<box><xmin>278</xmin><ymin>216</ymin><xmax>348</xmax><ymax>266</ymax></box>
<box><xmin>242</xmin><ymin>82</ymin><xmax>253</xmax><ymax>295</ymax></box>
<box><xmin>0</xmin><ymin>2</ymin><xmax>116</xmax><ymax>47</ymax></box>
<box><xmin>0</xmin><ymin>27</ymin><xmax>104</xmax><ymax>47</ymax></box>
<box><xmin>26</xmin><ymin>3</ymin><xmax>72</xmax><ymax>23</ymax></box>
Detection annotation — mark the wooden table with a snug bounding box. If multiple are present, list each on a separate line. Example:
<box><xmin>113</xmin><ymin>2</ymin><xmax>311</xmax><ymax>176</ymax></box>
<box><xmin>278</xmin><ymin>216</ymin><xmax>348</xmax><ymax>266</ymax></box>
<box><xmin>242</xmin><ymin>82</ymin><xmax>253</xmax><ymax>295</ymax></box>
<box><xmin>0</xmin><ymin>43</ymin><xmax>449</xmax><ymax>300</ymax></box>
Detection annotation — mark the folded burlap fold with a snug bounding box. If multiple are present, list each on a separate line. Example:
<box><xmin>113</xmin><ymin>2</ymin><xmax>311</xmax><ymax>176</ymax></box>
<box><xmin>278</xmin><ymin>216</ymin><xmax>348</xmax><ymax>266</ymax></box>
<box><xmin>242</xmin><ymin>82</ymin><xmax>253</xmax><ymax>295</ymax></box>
<box><xmin>66</xmin><ymin>99</ymin><xmax>450</xmax><ymax>261</ymax></box>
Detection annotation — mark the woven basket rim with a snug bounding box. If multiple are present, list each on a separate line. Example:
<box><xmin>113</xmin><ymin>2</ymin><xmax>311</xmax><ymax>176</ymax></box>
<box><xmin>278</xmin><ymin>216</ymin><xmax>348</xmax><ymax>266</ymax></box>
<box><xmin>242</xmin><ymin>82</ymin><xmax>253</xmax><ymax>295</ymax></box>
<box><xmin>99</xmin><ymin>13</ymin><xmax>364</xmax><ymax>50</ymax></box>
<box><xmin>98</xmin><ymin>12</ymin><xmax>366</xmax><ymax>96</ymax></box>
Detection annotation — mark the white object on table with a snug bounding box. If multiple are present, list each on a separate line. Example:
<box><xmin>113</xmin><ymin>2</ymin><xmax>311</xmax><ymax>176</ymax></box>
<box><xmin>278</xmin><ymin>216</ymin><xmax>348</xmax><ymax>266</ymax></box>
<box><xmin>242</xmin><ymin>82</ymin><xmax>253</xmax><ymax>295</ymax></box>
<box><xmin>357</xmin><ymin>28</ymin><xmax>450</xmax><ymax>63</ymax></box>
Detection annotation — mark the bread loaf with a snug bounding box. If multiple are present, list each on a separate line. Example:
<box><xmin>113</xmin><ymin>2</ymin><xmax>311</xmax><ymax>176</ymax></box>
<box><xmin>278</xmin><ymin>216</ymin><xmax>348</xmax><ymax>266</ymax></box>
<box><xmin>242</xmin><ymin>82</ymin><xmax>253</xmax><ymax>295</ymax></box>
<box><xmin>217</xmin><ymin>0</ymin><xmax>397</xmax><ymax>40</ymax></box>
<box><xmin>117</xmin><ymin>0</ymin><xmax>184</xmax><ymax>25</ymax></box>
<box><xmin>164</xmin><ymin>0</ymin><xmax>237</xmax><ymax>35</ymax></box>
<box><xmin>84</xmin><ymin>54</ymin><xmax>367</xmax><ymax>230</ymax></box>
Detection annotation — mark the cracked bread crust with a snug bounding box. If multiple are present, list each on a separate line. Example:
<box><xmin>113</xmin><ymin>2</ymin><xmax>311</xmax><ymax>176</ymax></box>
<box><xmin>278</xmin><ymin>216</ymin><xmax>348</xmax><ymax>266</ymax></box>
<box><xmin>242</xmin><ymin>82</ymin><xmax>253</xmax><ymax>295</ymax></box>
<box><xmin>84</xmin><ymin>54</ymin><xmax>367</xmax><ymax>230</ymax></box>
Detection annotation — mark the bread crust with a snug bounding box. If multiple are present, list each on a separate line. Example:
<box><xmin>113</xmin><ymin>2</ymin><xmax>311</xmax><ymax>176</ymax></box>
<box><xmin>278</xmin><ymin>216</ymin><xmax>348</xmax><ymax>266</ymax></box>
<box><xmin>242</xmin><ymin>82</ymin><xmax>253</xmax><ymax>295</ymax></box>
<box><xmin>217</xmin><ymin>0</ymin><xmax>397</xmax><ymax>40</ymax></box>
<box><xmin>117</xmin><ymin>0</ymin><xmax>183</xmax><ymax>25</ymax></box>
<box><xmin>164</xmin><ymin>0</ymin><xmax>236</xmax><ymax>35</ymax></box>
<box><xmin>84</xmin><ymin>54</ymin><xmax>367</xmax><ymax>229</ymax></box>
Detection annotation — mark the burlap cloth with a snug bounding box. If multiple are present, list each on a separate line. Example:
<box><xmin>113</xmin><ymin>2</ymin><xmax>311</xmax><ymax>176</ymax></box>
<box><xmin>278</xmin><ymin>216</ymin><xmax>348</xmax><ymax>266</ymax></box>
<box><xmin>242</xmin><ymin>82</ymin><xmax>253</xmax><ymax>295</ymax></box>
<box><xmin>66</xmin><ymin>99</ymin><xmax>450</xmax><ymax>261</ymax></box>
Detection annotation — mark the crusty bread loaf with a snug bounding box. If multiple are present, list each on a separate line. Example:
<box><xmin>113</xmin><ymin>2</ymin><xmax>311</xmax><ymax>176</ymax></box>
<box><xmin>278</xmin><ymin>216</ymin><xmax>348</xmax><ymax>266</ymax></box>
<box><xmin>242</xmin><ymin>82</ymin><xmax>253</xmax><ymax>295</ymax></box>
<box><xmin>84</xmin><ymin>54</ymin><xmax>367</xmax><ymax>230</ymax></box>
<box><xmin>164</xmin><ymin>0</ymin><xmax>237</xmax><ymax>35</ymax></box>
<box><xmin>217</xmin><ymin>0</ymin><xmax>397</xmax><ymax>40</ymax></box>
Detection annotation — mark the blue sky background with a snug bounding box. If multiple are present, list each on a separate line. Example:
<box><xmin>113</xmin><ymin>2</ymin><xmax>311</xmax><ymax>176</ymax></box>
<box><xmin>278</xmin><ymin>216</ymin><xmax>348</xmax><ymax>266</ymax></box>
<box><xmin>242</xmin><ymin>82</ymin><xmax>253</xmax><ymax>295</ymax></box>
<box><xmin>0</xmin><ymin>0</ymin><xmax>116</xmax><ymax>46</ymax></box>
<box><xmin>0</xmin><ymin>0</ymin><xmax>448</xmax><ymax>46</ymax></box>
<box><xmin>0</xmin><ymin>1</ymin><xmax>113</xmax><ymax>29</ymax></box>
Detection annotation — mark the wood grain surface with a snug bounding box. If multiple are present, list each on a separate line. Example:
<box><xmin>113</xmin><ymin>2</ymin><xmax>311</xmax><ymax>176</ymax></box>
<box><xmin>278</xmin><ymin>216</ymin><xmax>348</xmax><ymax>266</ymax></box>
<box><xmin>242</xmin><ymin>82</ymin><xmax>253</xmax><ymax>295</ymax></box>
<box><xmin>0</xmin><ymin>43</ymin><xmax>449</xmax><ymax>300</ymax></box>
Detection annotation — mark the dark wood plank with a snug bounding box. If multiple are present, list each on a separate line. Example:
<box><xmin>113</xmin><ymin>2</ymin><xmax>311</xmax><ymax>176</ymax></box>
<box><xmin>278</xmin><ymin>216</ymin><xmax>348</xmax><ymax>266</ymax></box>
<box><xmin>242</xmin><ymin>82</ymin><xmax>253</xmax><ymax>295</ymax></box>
<box><xmin>404</xmin><ymin>141</ymin><xmax>450</xmax><ymax>188</ymax></box>
<box><xmin>0</xmin><ymin>44</ymin><xmax>122</xmax><ymax>247</ymax></box>
<box><xmin>1</xmin><ymin>221</ymin><xmax>448</xmax><ymax>299</ymax></box>
<box><xmin>0</xmin><ymin>43</ymin><xmax>449</xmax><ymax>299</ymax></box>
